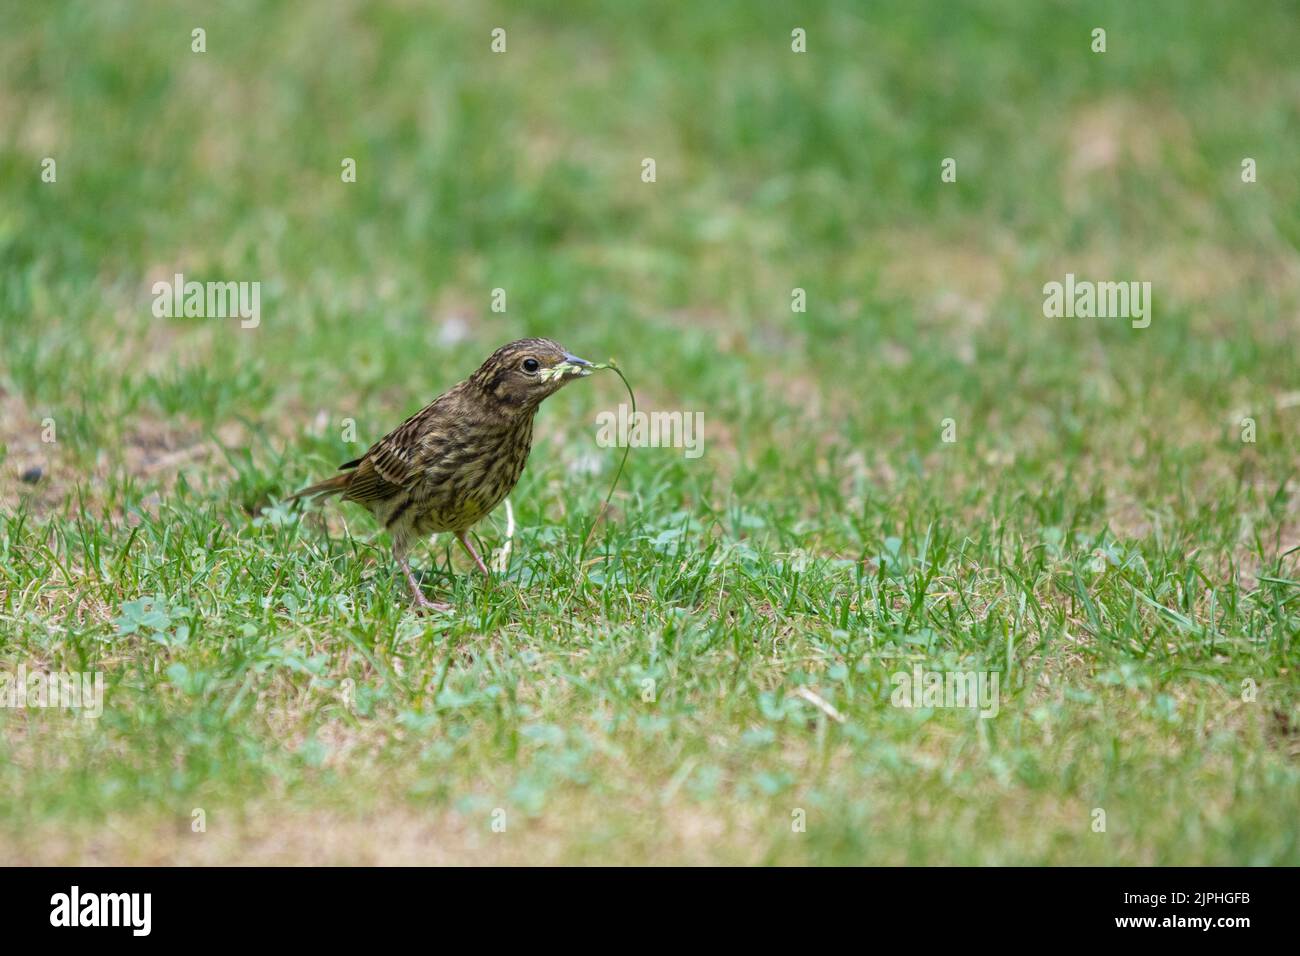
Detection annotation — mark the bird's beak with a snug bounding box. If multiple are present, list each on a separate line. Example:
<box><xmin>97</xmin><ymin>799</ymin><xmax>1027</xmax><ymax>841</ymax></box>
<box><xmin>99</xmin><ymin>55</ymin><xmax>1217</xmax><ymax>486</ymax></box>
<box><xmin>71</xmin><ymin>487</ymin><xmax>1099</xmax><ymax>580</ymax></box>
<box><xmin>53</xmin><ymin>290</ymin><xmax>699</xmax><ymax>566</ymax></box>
<box><xmin>562</xmin><ymin>352</ymin><xmax>594</xmax><ymax>376</ymax></box>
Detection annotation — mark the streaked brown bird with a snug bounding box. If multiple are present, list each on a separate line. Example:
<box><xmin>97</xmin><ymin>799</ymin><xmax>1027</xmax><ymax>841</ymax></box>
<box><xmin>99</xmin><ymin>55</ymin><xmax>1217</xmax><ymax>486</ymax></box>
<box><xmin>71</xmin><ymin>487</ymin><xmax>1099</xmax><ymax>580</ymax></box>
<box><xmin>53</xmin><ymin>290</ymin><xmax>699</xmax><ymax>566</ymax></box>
<box><xmin>290</xmin><ymin>338</ymin><xmax>592</xmax><ymax>610</ymax></box>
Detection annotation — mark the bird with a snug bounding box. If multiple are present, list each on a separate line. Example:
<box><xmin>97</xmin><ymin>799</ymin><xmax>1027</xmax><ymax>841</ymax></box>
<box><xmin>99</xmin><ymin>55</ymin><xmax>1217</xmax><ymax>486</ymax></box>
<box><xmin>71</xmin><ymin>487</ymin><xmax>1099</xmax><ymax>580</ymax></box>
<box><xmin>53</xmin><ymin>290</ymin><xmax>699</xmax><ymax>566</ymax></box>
<box><xmin>289</xmin><ymin>337</ymin><xmax>593</xmax><ymax>610</ymax></box>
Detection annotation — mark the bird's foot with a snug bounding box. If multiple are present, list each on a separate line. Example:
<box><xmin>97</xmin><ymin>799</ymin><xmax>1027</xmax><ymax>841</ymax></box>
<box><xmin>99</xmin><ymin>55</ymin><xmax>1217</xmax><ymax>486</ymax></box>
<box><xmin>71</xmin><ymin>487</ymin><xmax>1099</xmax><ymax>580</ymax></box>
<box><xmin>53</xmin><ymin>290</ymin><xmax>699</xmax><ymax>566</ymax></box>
<box><xmin>456</xmin><ymin>531</ymin><xmax>491</xmax><ymax>577</ymax></box>
<box><xmin>397</xmin><ymin>553</ymin><xmax>454</xmax><ymax>613</ymax></box>
<box><xmin>411</xmin><ymin>594</ymin><xmax>454</xmax><ymax>614</ymax></box>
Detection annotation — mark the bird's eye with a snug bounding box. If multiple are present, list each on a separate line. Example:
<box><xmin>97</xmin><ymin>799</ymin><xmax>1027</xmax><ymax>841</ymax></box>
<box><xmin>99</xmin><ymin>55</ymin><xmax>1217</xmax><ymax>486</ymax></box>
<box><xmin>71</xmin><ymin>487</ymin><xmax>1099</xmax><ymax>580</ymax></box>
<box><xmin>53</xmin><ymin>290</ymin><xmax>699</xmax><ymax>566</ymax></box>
<box><xmin>522</xmin><ymin>358</ymin><xmax>540</xmax><ymax>373</ymax></box>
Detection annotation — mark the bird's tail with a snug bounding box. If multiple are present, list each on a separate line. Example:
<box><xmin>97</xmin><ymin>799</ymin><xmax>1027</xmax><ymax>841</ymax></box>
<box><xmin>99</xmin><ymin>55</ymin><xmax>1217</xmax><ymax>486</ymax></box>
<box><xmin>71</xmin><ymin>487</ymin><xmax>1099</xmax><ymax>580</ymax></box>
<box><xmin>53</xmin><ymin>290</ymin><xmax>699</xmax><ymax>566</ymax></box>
<box><xmin>286</xmin><ymin>472</ymin><xmax>352</xmax><ymax>504</ymax></box>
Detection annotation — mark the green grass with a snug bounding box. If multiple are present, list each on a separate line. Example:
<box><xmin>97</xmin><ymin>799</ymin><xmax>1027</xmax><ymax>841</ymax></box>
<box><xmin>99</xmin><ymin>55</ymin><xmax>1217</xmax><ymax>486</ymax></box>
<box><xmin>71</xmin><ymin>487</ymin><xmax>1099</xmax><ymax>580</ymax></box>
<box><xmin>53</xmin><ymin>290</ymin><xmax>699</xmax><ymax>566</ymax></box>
<box><xmin>1</xmin><ymin>0</ymin><xmax>1297</xmax><ymax>864</ymax></box>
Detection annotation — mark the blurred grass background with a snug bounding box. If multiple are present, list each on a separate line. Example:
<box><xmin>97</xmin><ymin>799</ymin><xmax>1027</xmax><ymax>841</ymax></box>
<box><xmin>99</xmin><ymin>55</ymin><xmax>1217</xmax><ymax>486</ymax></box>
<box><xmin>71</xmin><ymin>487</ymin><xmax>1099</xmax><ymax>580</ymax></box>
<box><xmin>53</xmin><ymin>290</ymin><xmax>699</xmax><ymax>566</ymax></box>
<box><xmin>0</xmin><ymin>0</ymin><xmax>1297</xmax><ymax>863</ymax></box>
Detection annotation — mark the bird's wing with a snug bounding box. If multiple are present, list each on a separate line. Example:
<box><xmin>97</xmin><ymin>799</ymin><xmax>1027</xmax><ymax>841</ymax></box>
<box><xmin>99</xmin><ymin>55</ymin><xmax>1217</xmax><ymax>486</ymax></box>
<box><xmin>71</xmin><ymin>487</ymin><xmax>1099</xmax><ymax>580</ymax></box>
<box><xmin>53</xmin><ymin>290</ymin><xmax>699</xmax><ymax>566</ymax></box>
<box><xmin>342</xmin><ymin>451</ymin><xmax>407</xmax><ymax>505</ymax></box>
<box><xmin>342</xmin><ymin>395</ymin><xmax>450</xmax><ymax>505</ymax></box>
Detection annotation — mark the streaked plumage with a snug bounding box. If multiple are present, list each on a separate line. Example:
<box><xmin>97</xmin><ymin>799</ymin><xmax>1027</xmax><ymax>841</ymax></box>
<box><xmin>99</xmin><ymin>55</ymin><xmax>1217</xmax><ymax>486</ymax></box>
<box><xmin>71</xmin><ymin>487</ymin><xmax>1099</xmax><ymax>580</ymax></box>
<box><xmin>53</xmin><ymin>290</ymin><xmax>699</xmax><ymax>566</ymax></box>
<box><xmin>290</xmin><ymin>337</ymin><xmax>591</xmax><ymax>610</ymax></box>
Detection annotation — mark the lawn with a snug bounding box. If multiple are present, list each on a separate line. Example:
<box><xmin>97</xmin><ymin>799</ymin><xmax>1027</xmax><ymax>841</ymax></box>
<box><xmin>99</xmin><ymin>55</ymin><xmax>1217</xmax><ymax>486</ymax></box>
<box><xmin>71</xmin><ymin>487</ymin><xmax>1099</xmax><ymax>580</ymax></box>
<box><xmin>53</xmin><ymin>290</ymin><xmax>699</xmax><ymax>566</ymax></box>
<box><xmin>0</xmin><ymin>0</ymin><xmax>1297</xmax><ymax>864</ymax></box>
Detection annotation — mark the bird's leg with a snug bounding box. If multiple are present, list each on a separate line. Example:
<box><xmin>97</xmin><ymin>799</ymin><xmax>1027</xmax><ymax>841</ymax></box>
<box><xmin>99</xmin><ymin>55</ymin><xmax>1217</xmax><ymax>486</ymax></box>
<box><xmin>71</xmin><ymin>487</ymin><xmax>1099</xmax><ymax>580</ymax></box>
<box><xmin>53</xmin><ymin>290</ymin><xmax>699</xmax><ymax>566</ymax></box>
<box><xmin>455</xmin><ymin>531</ymin><xmax>491</xmax><ymax>577</ymax></box>
<box><xmin>394</xmin><ymin>544</ymin><xmax>451</xmax><ymax>612</ymax></box>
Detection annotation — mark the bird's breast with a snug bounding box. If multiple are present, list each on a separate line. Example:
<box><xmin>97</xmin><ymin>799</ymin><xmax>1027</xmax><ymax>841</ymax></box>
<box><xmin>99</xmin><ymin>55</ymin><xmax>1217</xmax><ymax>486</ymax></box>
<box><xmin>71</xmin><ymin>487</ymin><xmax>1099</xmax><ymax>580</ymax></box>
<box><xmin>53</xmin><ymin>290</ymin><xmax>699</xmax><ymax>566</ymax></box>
<box><xmin>411</xmin><ymin>417</ymin><xmax>534</xmax><ymax>533</ymax></box>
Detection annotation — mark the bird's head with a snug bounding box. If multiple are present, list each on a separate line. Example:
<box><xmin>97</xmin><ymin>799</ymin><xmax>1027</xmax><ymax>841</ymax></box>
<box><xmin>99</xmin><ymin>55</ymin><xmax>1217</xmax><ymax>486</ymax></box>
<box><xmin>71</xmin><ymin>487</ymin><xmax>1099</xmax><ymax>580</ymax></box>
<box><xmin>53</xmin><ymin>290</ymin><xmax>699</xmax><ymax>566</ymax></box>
<box><xmin>468</xmin><ymin>337</ymin><xmax>593</xmax><ymax>412</ymax></box>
